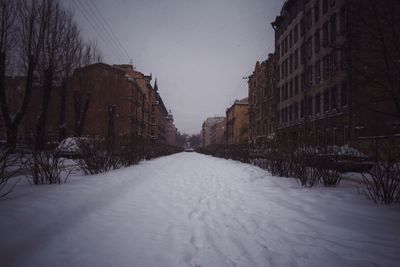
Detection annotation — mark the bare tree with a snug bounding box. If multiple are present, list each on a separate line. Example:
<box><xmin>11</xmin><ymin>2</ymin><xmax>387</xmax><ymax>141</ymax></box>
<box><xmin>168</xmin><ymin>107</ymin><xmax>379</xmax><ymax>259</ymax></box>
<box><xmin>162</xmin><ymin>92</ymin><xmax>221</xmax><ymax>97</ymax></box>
<box><xmin>71</xmin><ymin>40</ymin><xmax>102</xmax><ymax>137</ymax></box>
<box><xmin>350</xmin><ymin>0</ymin><xmax>400</xmax><ymax>121</ymax></box>
<box><xmin>0</xmin><ymin>0</ymin><xmax>48</xmax><ymax>148</ymax></box>
<box><xmin>58</xmin><ymin>11</ymin><xmax>80</xmax><ymax>141</ymax></box>
<box><xmin>35</xmin><ymin>0</ymin><xmax>68</xmax><ymax>149</ymax></box>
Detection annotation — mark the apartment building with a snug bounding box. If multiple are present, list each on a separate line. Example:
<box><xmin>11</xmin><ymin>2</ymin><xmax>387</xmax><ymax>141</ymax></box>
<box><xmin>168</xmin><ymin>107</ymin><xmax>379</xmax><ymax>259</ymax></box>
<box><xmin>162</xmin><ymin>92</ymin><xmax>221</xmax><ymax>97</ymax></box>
<box><xmin>248</xmin><ymin>53</ymin><xmax>277</xmax><ymax>144</ymax></box>
<box><xmin>272</xmin><ymin>0</ymin><xmax>400</xmax><ymax>146</ymax></box>
<box><xmin>226</xmin><ymin>98</ymin><xmax>249</xmax><ymax>145</ymax></box>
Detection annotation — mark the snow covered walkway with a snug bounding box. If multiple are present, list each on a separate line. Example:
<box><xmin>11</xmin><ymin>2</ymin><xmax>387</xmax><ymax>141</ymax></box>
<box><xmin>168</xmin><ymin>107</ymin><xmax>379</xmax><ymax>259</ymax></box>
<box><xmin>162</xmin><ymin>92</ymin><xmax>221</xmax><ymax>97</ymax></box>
<box><xmin>1</xmin><ymin>152</ymin><xmax>400</xmax><ymax>267</ymax></box>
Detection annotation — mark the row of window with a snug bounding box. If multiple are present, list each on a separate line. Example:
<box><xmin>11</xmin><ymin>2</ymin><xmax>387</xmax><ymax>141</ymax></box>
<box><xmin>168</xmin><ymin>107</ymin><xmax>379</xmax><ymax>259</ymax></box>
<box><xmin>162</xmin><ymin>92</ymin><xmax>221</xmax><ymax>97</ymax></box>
<box><xmin>278</xmin><ymin>47</ymin><xmax>348</xmax><ymax>102</ymax></box>
<box><xmin>278</xmin><ymin>82</ymin><xmax>348</xmax><ymax>124</ymax></box>
<box><xmin>277</xmin><ymin>0</ymin><xmax>339</xmax><ymax>40</ymax></box>
<box><xmin>278</xmin><ymin>5</ymin><xmax>346</xmax><ymax>60</ymax></box>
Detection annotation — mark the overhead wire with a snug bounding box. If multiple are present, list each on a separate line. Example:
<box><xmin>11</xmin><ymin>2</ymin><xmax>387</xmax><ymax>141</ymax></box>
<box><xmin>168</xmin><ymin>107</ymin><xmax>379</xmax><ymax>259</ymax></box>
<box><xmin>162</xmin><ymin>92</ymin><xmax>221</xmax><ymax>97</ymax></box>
<box><xmin>71</xmin><ymin>0</ymin><xmax>124</xmax><ymax>62</ymax></box>
<box><xmin>77</xmin><ymin>0</ymin><xmax>128</xmax><ymax>61</ymax></box>
<box><xmin>87</xmin><ymin>0</ymin><xmax>131</xmax><ymax>61</ymax></box>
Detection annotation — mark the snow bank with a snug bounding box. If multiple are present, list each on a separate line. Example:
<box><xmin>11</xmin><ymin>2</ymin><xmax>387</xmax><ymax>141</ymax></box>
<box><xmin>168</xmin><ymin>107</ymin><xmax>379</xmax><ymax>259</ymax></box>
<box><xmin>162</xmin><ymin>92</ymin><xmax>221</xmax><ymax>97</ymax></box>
<box><xmin>0</xmin><ymin>153</ymin><xmax>399</xmax><ymax>267</ymax></box>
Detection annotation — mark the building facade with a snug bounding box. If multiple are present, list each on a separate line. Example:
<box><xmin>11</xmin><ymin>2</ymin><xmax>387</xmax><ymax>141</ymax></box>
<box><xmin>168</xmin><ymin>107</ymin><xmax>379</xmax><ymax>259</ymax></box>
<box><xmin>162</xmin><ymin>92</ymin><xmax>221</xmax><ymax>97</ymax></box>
<box><xmin>0</xmin><ymin>63</ymin><xmax>178</xmax><ymax>146</ymax></box>
<box><xmin>226</xmin><ymin>98</ymin><xmax>249</xmax><ymax>145</ymax></box>
<box><xmin>248</xmin><ymin>53</ymin><xmax>277</xmax><ymax>144</ymax></box>
<box><xmin>210</xmin><ymin>118</ymin><xmax>226</xmax><ymax>146</ymax></box>
<box><xmin>271</xmin><ymin>0</ymin><xmax>400</xmax><ymax>147</ymax></box>
<box><xmin>201</xmin><ymin>117</ymin><xmax>225</xmax><ymax>147</ymax></box>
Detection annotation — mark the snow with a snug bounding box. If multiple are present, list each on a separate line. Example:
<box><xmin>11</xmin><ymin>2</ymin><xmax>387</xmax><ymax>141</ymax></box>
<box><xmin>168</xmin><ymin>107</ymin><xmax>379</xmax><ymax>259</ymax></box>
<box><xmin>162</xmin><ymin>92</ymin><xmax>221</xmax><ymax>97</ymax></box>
<box><xmin>1</xmin><ymin>152</ymin><xmax>400</xmax><ymax>267</ymax></box>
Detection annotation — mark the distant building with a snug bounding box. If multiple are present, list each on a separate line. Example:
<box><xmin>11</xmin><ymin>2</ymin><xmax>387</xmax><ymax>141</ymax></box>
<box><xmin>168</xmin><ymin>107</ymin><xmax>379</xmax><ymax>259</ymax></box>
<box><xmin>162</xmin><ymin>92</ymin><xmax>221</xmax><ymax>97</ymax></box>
<box><xmin>201</xmin><ymin>117</ymin><xmax>225</xmax><ymax>147</ymax></box>
<box><xmin>210</xmin><ymin>118</ymin><xmax>226</xmax><ymax>145</ymax></box>
<box><xmin>166</xmin><ymin>110</ymin><xmax>177</xmax><ymax>146</ymax></box>
<box><xmin>226</xmin><ymin>98</ymin><xmax>249</xmax><ymax>145</ymax></box>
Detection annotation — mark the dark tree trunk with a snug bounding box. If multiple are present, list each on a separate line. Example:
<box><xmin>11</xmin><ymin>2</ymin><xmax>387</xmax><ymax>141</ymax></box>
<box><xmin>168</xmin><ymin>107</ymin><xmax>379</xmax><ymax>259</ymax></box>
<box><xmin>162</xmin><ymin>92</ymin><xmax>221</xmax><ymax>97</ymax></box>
<box><xmin>35</xmin><ymin>68</ymin><xmax>53</xmax><ymax>150</ymax></box>
<box><xmin>58</xmin><ymin>79</ymin><xmax>67</xmax><ymax>141</ymax></box>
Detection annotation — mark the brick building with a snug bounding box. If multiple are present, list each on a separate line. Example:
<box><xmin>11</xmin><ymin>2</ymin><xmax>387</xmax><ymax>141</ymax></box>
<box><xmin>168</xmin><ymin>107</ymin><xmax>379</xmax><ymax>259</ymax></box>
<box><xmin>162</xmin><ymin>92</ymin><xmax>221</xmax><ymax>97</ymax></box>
<box><xmin>226</xmin><ymin>98</ymin><xmax>249</xmax><ymax>145</ymax></box>
<box><xmin>248</xmin><ymin>53</ymin><xmax>277</xmax><ymax>144</ymax></box>
<box><xmin>68</xmin><ymin>64</ymin><xmax>176</xmax><ymax>144</ymax></box>
<box><xmin>271</xmin><ymin>0</ymin><xmax>400</xmax><ymax>147</ymax></box>
<box><xmin>1</xmin><ymin>63</ymin><xmax>178</xmax><ymax>146</ymax></box>
<box><xmin>67</xmin><ymin>63</ymin><xmax>151</xmax><ymax>139</ymax></box>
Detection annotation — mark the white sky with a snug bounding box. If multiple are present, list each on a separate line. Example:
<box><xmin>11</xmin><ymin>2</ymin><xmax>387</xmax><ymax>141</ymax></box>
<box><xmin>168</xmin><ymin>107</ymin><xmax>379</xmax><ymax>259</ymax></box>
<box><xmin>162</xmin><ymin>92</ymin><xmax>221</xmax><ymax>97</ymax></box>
<box><xmin>62</xmin><ymin>0</ymin><xmax>284</xmax><ymax>134</ymax></box>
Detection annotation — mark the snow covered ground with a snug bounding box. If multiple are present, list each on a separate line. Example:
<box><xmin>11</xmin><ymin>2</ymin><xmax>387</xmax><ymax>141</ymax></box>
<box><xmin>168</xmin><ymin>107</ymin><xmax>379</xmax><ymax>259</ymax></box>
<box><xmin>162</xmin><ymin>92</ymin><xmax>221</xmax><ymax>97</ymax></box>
<box><xmin>1</xmin><ymin>152</ymin><xmax>399</xmax><ymax>267</ymax></box>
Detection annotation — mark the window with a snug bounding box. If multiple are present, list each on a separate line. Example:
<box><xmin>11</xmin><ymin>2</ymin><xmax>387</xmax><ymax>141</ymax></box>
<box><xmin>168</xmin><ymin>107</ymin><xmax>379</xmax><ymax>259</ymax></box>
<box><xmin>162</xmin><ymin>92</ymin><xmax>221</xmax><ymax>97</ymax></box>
<box><xmin>300</xmin><ymin>100</ymin><xmax>304</xmax><ymax>118</ymax></box>
<box><xmin>294</xmin><ymin>49</ymin><xmax>299</xmax><ymax>69</ymax></box>
<box><xmin>285</xmin><ymin>59</ymin><xmax>288</xmax><ymax>77</ymax></box>
<box><xmin>340</xmin><ymin>6</ymin><xmax>346</xmax><ymax>34</ymax></box>
<box><xmin>300</xmin><ymin>17</ymin><xmax>305</xmax><ymax>36</ymax></box>
<box><xmin>289</xmin><ymin>105</ymin><xmax>293</xmax><ymax>121</ymax></box>
<box><xmin>323</xmin><ymin>0</ymin><xmax>328</xmax><ymax>14</ymax></box>
<box><xmin>308</xmin><ymin>67</ymin><xmax>313</xmax><ymax>85</ymax></box>
<box><xmin>281</xmin><ymin>63</ymin><xmax>284</xmax><ymax>80</ymax></box>
<box><xmin>285</xmin><ymin>83</ymin><xmax>288</xmax><ymax>99</ymax></box>
<box><xmin>315</xmin><ymin>60</ymin><xmax>321</xmax><ymax>83</ymax></box>
<box><xmin>340</xmin><ymin>82</ymin><xmax>347</xmax><ymax>106</ymax></box>
<box><xmin>294</xmin><ymin>75</ymin><xmax>299</xmax><ymax>94</ymax></box>
<box><xmin>323</xmin><ymin>89</ymin><xmax>330</xmax><ymax>111</ymax></box>
<box><xmin>285</xmin><ymin>36</ymin><xmax>288</xmax><ymax>53</ymax></box>
<box><xmin>276</xmin><ymin>46</ymin><xmax>280</xmax><ymax>60</ymax></box>
<box><xmin>289</xmin><ymin>30</ymin><xmax>293</xmax><ymax>48</ymax></box>
<box><xmin>294</xmin><ymin>24</ymin><xmax>299</xmax><ymax>43</ymax></box>
<box><xmin>289</xmin><ymin>79</ymin><xmax>293</xmax><ymax>97</ymax></box>
<box><xmin>315</xmin><ymin>93</ymin><xmax>321</xmax><ymax>114</ymax></box>
<box><xmin>323</xmin><ymin>22</ymin><xmax>329</xmax><ymax>47</ymax></box>
<box><xmin>289</xmin><ymin>54</ymin><xmax>293</xmax><ymax>73</ymax></box>
<box><xmin>340</xmin><ymin>46</ymin><xmax>348</xmax><ymax>70</ymax></box>
<box><xmin>276</xmin><ymin>87</ymin><xmax>280</xmax><ymax>103</ymax></box>
<box><xmin>323</xmin><ymin>55</ymin><xmax>330</xmax><ymax>79</ymax></box>
<box><xmin>301</xmin><ymin>72</ymin><xmax>306</xmax><ymax>91</ymax></box>
<box><xmin>330</xmin><ymin>14</ymin><xmax>337</xmax><ymax>44</ymax></box>
<box><xmin>285</xmin><ymin>107</ymin><xmax>289</xmax><ymax>122</ymax></box>
<box><xmin>294</xmin><ymin>102</ymin><xmax>299</xmax><ymax>119</ymax></box>
<box><xmin>330</xmin><ymin>0</ymin><xmax>336</xmax><ymax>7</ymax></box>
<box><xmin>331</xmin><ymin>50</ymin><xmax>338</xmax><ymax>73</ymax></box>
<box><xmin>306</xmin><ymin>10</ymin><xmax>312</xmax><ymax>29</ymax></box>
<box><xmin>331</xmin><ymin>86</ymin><xmax>337</xmax><ymax>109</ymax></box>
<box><xmin>301</xmin><ymin>43</ymin><xmax>306</xmax><ymax>64</ymax></box>
<box><xmin>306</xmin><ymin>97</ymin><xmax>313</xmax><ymax>116</ymax></box>
<box><xmin>314</xmin><ymin>0</ymin><xmax>320</xmax><ymax>22</ymax></box>
<box><xmin>315</xmin><ymin>29</ymin><xmax>320</xmax><ymax>53</ymax></box>
<box><xmin>307</xmin><ymin>37</ymin><xmax>312</xmax><ymax>59</ymax></box>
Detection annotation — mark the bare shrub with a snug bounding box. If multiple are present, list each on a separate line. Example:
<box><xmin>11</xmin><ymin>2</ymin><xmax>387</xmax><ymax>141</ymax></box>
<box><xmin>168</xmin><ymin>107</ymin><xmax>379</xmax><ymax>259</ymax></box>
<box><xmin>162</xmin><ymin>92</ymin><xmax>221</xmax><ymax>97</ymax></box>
<box><xmin>26</xmin><ymin>149</ymin><xmax>73</xmax><ymax>185</ymax></box>
<box><xmin>74</xmin><ymin>138</ymin><xmax>119</xmax><ymax>175</ymax></box>
<box><xmin>358</xmin><ymin>138</ymin><xmax>400</xmax><ymax>204</ymax></box>
<box><xmin>320</xmin><ymin>169</ymin><xmax>342</xmax><ymax>187</ymax></box>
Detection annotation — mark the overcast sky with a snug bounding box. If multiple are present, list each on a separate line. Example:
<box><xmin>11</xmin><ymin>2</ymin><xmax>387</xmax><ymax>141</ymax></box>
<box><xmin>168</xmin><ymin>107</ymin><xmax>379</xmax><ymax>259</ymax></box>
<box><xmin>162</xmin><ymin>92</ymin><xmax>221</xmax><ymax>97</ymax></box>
<box><xmin>62</xmin><ymin>0</ymin><xmax>284</xmax><ymax>135</ymax></box>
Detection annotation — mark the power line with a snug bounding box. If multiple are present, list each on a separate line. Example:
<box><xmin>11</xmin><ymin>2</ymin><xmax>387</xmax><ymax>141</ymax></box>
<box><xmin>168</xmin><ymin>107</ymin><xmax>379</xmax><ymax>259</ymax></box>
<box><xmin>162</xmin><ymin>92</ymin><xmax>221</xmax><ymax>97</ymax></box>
<box><xmin>71</xmin><ymin>0</ymin><xmax>124</xmax><ymax>62</ymax></box>
<box><xmin>77</xmin><ymin>0</ymin><xmax>128</xmax><ymax>62</ymax></box>
<box><xmin>74</xmin><ymin>0</ymin><xmax>125</xmax><ymax>62</ymax></box>
<box><xmin>88</xmin><ymin>0</ymin><xmax>131</xmax><ymax>61</ymax></box>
